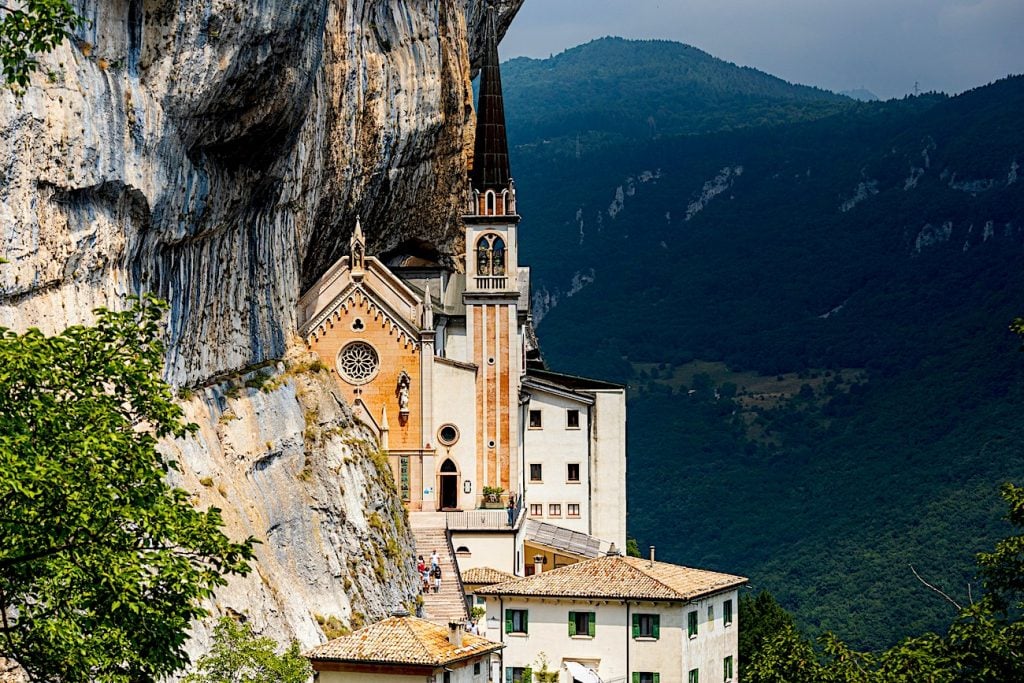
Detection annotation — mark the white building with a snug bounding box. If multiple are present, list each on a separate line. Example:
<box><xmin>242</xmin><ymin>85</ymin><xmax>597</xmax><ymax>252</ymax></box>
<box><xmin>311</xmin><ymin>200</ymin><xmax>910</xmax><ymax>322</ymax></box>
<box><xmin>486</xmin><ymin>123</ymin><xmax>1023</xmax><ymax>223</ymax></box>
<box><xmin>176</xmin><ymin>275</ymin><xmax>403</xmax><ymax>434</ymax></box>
<box><xmin>304</xmin><ymin>612</ymin><xmax>503</xmax><ymax>683</ymax></box>
<box><xmin>476</xmin><ymin>553</ymin><xmax>747</xmax><ymax>683</ymax></box>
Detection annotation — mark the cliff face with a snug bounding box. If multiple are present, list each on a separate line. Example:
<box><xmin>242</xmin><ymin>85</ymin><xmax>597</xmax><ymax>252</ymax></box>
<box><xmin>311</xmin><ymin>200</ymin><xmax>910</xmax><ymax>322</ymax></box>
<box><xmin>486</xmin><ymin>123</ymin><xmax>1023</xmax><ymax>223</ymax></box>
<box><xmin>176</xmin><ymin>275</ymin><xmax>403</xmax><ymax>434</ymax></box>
<box><xmin>0</xmin><ymin>0</ymin><xmax>522</xmax><ymax>385</ymax></box>
<box><xmin>0</xmin><ymin>0</ymin><xmax>523</xmax><ymax>662</ymax></box>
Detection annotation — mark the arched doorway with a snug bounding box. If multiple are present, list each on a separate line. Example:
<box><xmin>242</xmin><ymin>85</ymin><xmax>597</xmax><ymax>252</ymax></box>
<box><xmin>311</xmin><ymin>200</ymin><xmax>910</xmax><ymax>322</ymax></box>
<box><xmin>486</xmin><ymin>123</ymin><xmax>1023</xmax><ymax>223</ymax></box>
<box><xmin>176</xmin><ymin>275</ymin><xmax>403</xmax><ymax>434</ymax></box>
<box><xmin>439</xmin><ymin>459</ymin><xmax>459</xmax><ymax>511</ymax></box>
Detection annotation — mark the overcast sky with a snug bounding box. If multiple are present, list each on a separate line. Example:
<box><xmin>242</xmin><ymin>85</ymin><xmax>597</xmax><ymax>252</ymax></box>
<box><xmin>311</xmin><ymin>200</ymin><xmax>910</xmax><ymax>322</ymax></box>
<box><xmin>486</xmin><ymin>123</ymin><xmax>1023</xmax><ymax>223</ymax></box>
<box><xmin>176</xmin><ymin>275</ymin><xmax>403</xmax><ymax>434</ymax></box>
<box><xmin>500</xmin><ymin>0</ymin><xmax>1024</xmax><ymax>100</ymax></box>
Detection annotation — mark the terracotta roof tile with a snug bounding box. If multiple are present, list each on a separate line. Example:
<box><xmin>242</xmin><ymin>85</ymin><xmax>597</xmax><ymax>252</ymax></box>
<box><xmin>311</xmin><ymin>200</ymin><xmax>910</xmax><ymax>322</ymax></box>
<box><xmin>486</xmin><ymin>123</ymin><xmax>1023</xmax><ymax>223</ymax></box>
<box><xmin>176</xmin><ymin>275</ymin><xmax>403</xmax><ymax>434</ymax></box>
<box><xmin>462</xmin><ymin>566</ymin><xmax>517</xmax><ymax>585</ymax></box>
<box><xmin>304</xmin><ymin>616</ymin><xmax>502</xmax><ymax>667</ymax></box>
<box><xmin>476</xmin><ymin>555</ymin><xmax>747</xmax><ymax>601</ymax></box>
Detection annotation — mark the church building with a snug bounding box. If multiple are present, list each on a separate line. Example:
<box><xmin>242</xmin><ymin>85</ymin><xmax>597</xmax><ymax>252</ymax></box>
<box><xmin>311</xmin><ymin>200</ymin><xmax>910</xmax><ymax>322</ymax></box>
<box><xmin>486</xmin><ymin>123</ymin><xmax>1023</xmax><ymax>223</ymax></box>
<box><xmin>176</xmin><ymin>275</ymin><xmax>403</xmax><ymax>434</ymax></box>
<box><xmin>296</xmin><ymin>8</ymin><xmax>627</xmax><ymax>574</ymax></box>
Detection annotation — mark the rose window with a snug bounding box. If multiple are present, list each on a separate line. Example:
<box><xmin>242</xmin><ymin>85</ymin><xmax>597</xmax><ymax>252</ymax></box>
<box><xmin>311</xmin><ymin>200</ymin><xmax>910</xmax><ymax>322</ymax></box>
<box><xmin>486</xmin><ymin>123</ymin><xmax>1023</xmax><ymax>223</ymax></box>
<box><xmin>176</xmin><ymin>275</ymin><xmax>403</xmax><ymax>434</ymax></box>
<box><xmin>338</xmin><ymin>342</ymin><xmax>379</xmax><ymax>384</ymax></box>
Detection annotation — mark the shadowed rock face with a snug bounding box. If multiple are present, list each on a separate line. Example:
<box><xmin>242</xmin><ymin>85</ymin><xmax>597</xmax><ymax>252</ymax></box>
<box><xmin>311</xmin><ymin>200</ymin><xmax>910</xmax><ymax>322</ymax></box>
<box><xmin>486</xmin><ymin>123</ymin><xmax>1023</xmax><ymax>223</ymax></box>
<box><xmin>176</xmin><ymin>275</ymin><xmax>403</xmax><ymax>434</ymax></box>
<box><xmin>0</xmin><ymin>0</ymin><xmax>523</xmax><ymax>384</ymax></box>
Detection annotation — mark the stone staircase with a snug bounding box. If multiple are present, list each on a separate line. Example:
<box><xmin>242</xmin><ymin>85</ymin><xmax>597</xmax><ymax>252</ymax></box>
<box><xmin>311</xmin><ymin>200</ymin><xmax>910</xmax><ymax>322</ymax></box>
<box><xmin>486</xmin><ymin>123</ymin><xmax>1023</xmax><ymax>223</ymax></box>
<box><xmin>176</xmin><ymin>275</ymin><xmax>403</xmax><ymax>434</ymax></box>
<box><xmin>409</xmin><ymin>514</ymin><xmax>469</xmax><ymax>625</ymax></box>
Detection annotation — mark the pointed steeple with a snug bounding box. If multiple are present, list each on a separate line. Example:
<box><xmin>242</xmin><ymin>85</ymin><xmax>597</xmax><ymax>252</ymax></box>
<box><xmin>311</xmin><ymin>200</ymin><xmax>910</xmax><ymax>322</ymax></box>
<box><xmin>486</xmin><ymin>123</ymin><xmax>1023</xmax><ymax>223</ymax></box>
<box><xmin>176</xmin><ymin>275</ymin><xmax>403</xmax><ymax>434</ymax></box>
<box><xmin>421</xmin><ymin>284</ymin><xmax>434</xmax><ymax>331</ymax></box>
<box><xmin>350</xmin><ymin>216</ymin><xmax>365</xmax><ymax>273</ymax></box>
<box><xmin>470</xmin><ymin>3</ymin><xmax>511</xmax><ymax>192</ymax></box>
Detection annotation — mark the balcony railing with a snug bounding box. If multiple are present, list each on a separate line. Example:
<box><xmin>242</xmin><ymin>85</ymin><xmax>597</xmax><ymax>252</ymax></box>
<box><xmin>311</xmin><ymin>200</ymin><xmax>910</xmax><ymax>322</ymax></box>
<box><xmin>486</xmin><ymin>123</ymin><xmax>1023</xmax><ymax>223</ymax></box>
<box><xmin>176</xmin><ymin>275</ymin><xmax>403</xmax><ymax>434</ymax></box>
<box><xmin>446</xmin><ymin>509</ymin><xmax>522</xmax><ymax>531</ymax></box>
<box><xmin>474</xmin><ymin>276</ymin><xmax>507</xmax><ymax>290</ymax></box>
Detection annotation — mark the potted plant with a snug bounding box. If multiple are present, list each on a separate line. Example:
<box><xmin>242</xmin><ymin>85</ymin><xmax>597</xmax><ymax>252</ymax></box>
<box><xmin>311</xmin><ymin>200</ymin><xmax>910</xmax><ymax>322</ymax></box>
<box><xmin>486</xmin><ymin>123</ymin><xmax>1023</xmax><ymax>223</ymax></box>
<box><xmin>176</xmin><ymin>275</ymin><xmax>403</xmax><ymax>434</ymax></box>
<box><xmin>482</xmin><ymin>486</ymin><xmax>504</xmax><ymax>508</ymax></box>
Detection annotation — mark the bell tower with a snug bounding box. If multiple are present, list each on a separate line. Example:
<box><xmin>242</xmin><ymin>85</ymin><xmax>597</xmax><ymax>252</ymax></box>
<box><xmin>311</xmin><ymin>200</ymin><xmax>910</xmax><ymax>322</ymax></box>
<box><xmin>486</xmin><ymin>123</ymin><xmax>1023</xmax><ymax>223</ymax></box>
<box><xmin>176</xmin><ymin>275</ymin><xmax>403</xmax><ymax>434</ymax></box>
<box><xmin>464</xmin><ymin>3</ymin><xmax>522</xmax><ymax>503</ymax></box>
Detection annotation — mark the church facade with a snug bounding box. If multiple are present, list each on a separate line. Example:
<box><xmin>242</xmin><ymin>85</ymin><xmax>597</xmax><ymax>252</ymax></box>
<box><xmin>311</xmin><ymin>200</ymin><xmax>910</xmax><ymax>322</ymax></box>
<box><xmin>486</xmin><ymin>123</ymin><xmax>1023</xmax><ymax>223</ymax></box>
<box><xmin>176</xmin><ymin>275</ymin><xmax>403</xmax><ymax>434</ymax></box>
<box><xmin>296</xmin><ymin>11</ymin><xmax>626</xmax><ymax>560</ymax></box>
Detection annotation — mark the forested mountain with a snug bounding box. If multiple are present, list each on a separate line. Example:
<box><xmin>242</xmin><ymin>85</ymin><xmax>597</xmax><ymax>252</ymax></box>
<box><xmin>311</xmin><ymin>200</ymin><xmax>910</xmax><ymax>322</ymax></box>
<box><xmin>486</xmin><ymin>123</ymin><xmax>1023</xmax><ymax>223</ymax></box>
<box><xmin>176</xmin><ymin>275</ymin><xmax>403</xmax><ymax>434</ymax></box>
<box><xmin>503</xmin><ymin>39</ymin><xmax>1024</xmax><ymax>649</ymax></box>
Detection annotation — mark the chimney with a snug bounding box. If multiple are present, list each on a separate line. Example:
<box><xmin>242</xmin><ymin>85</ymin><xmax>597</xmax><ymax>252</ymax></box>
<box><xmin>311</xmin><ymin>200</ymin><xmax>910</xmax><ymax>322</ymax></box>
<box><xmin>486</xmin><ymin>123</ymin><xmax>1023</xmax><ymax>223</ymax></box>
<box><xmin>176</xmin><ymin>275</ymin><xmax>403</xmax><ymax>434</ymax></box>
<box><xmin>533</xmin><ymin>554</ymin><xmax>544</xmax><ymax>576</ymax></box>
<box><xmin>606</xmin><ymin>543</ymin><xmax>620</xmax><ymax>556</ymax></box>
<box><xmin>448</xmin><ymin>621</ymin><xmax>464</xmax><ymax>648</ymax></box>
<box><xmin>649</xmin><ymin>545</ymin><xmax>656</xmax><ymax>567</ymax></box>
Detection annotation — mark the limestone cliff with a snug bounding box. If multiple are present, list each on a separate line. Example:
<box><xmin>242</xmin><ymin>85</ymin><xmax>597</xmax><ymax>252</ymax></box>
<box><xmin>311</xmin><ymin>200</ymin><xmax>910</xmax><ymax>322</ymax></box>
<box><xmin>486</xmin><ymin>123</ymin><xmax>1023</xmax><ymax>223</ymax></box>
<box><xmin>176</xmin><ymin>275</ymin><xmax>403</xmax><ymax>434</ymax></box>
<box><xmin>0</xmin><ymin>0</ymin><xmax>522</xmax><ymax>385</ymax></box>
<box><xmin>0</xmin><ymin>0</ymin><xmax>523</xmax><ymax>663</ymax></box>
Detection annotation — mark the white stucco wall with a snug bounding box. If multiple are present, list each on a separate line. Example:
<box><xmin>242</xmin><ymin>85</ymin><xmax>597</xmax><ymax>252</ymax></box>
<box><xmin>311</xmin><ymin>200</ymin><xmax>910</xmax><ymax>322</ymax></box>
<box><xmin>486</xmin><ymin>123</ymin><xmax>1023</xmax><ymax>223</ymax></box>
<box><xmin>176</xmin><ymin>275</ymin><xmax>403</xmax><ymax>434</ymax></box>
<box><xmin>432</xmin><ymin>359</ymin><xmax>479</xmax><ymax>510</ymax></box>
<box><xmin>451</xmin><ymin>531</ymin><xmax>519</xmax><ymax>575</ymax></box>
<box><xmin>317</xmin><ymin>657</ymin><xmax>491</xmax><ymax>683</ymax></box>
<box><xmin>522</xmin><ymin>390</ymin><xmax>592</xmax><ymax>535</ymax></box>
<box><xmin>483</xmin><ymin>589</ymin><xmax>739</xmax><ymax>683</ymax></box>
<box><xmin>589</xmin><ymin>390</ymin><xmax>627</xmax><ymax>550</ymax></box>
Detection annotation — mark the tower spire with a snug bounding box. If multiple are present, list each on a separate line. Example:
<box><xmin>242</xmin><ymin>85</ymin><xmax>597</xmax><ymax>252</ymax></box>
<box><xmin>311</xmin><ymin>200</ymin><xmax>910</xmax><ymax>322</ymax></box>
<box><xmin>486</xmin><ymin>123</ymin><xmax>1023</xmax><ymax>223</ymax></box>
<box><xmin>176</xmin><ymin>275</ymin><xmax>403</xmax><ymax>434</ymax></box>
<box><xmin>470</xmin><ymin>3</ymin><xmax>511</xmax><ymax>192</ymax></box>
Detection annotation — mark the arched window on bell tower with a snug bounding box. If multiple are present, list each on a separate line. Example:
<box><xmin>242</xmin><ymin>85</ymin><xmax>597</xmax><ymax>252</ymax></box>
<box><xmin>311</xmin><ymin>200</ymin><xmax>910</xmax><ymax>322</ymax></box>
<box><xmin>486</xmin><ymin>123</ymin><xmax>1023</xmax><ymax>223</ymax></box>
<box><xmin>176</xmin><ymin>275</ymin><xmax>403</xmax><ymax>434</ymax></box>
<box><xmin>476</xmin><ymin>234</ymin><xmax>506</xmax><ymax>281</ymax></box>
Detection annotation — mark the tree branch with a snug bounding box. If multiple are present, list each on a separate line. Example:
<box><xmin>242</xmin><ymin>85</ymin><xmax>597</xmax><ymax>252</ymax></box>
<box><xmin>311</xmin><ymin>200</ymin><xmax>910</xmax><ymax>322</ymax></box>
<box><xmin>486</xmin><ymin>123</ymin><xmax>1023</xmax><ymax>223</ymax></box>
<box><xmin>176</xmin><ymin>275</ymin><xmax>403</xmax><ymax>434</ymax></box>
<box><xmin>909</xmin><ymin>564</ymin><xmax>962</xmax><ymax>611</ymax></box>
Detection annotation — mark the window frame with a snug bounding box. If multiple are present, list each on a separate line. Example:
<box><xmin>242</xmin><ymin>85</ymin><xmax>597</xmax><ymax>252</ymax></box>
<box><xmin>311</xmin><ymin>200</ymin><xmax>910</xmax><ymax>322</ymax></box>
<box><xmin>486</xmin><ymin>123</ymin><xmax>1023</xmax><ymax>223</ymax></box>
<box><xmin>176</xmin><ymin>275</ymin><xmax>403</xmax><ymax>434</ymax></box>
<box><xmin>567</xmin><ymin>462</ymin><xmax>581</xmax><ymax>483</ymax></box>
<box><xmin>566</xmin><ymin>408</ymin><xmax>580</xmax><ymax>429</ymax></box>
<box><xmin>529</xmin><ymin>463</ymin><xmax>543</xmax><ymax>482</ymax></box>
<box><xmin>723</xmin><ymin>598</ymin><xmax>733</xmax><ymax>626</ymax></box>
<box><xmin>633</xmin><ymin>612</ymin><xmax>660</xmax><ymax>640</ymax></box>
<box><xmin>529</xmin><ymin>503</ymin><xmax>543</xmax><ymax>516</ymax></box>
<box><xmin>568</xmin><ymin>610</ymin><xmax>596</xmax><ymax>637</ymax></box>
<box><xmin>505</xmin><ymin>608</ymin><xmax>528</xmax><ymax>635</ymax></box>
<box><xmin>528</xmin><ymin>409</ymin><xmax>543</xmax><ymax>429</ymax></box>
<box><xmin>548</xmin><ymin>503</ymin><xmax>562</xmax><ymax>517</ymax></box>
<box><xmin>688</xmin><ymin>609</ymin><xmax>699</xmax><ymax>638</ymax></box>
<box><xmin>567</xmin><ymin>503</ymin><xmax>581</xmax><ymax>518</ymax></box>
<box><xmin>633</xmin><ymin>674</ymin><xmax>660</xmax><ymax>683</ymax></box>
<box><xmin>688</xmin><ymin>669</ymin><xmax>699</xmax><ymax>683</ymax></box>
<box><xmin>724</xmin><ymin>655</ymin><xmax>734</xmax><ymax>682</ymax></box>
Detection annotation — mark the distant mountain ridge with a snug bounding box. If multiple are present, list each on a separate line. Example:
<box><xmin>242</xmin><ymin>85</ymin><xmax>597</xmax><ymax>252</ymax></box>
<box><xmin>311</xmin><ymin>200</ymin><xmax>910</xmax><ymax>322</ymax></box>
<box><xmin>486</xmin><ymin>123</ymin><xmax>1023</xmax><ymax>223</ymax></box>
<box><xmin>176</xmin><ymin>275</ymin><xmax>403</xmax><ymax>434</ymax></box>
<box><xmin>501</xmin><ymin>37</ymin><xmax>852</xmax><ymax>145</ymax></box>
<box><xmin>502</xmin><ymin>36</ymin><xmax>1024</xmax><ymax>650</ymax></box>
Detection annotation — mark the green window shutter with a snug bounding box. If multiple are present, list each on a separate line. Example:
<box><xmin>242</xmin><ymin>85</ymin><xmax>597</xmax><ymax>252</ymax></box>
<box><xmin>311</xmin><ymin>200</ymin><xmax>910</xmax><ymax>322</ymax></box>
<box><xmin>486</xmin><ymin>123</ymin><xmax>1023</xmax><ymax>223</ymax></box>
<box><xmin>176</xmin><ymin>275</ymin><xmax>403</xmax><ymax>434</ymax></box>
<box><xmin>653</xmin><ymin>675</ymin><xmax>660</xmax><ymax>683</ymax></box>
<box><xmin>632</xmin><ymin>674</ymin><xmax>640</xmax><ymax>683</ymax></box>
<box><xmin>587</xmin><ymin>612</ymin><xmax>596</xmax><ymax>637</ymax></box>
<box><xmin>632</xmin><ymin>613</ymin><xmax>640</xmax><ymax>638</ymax></box>
<box><xmin>568</xmin><ymin>611</ymin><xmax>576</xmax><ymax>636</ymax></box>
<box><xmin>523</xmin><ymin>609</ymin><xmax>529</xmax><ymax>633</ymax></box>
<box><xmin>505</xmin><ymin>610</ymin><xmax>513</xmax><ymax>634</ymax></box>
<box><xmin>652</xmin><ymin>614</ymin><xmax>660</xmax><ymax>639</ymax></box>
<box><xmin>506</xmin><ymin>668</ymin><xmax>513</xmax><ymax>683</ymax></box>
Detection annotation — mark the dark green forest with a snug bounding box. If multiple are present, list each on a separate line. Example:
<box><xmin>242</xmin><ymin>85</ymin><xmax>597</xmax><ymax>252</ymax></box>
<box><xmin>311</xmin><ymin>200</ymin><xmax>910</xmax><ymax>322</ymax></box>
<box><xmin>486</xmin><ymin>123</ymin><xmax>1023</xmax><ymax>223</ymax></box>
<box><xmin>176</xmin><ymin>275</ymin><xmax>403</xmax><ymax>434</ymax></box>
<box><xmin>501</xmin><ymin>38</ymin><xmax>1024</xmax><ymax>649</ymax></box>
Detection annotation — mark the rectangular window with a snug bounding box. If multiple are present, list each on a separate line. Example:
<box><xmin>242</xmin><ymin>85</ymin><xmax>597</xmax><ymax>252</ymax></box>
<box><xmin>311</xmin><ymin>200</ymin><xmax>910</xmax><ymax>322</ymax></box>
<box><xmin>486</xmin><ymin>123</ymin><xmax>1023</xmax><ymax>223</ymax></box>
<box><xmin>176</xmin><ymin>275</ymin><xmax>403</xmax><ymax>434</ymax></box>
<box><xmin>529</xmin><ymin>409</ymin><xmax>542</xmax><ymax>428</ymax></box>
<box><xmin>506</xmin><ymin>667</ymin><xmax>531</xmax><ymax>683</ymax></box>
<box><xmin>529</xmin><ymin>504</ymin><xmax>542</xmax><ymax>516</ymax></box>
<box><xmin>688</xmin><ymin>610</ymin><xmax>698</xmax><ymax>638</ymax></box>
<box><xmin>568</xmin><ymin>611</ymin><xmax>596</xmax><ymax>637</ymax></box>
<box><xmin>474</xmin><ymin>662</ymin><xmax>481</xmax><ymax>675</ymax></box>
<box><xmin>566</xmin><ymin>409</ymin><xmax>580</xmax><ymax>428</ymax></box>
<box><xmin>529</xmin><ymin>463</ymin><xmax>543</xmax><ymax>482</ymax></box>
<box><xmin>548</xmin><ymin>503</ymin><xmax>562</xmax><ymax>517</ymax></box>
<box><xmin>567</xmin><ymin>503</ymin><xmax>581</xmax><ymax>517</ymax></box>
<box><xmin>724</xmin><ymin>656</ymin><xmax>734</xmax><ymax>682</ymax></box>
<box><xmin>723</xmin><ymin>599</ymin><xmax>733</xmax><ymax>626</ymax></box>
<box><xmin>400</xmin><ymin>456</ymin><xmax>410</xmax><ymax>501</ymax></box>
<box><xmin>632</xmin><ymin>613</ymin><xmax>660</xmax><ymax>639</ymax></box>
<box><xmin>505</xmin><ymin>609</ymin><xmax>528</xmax><ymax>634</ymax></box>
<box><xmin>708</xmin><ymin>604</ymin><xmax>715</xmax><ymax>631</ymax></box>
<box><xmin>688</xmin><ymin>669</ymin><xmax>699</xmax><ymax>683</ymax></box>
<box><xmin>632</xmin><ymin>674</ymin><xmax>659</xmax><ymax>683</ymax></box>
<box><xmin>567</xmin><ymin>463</ymin><xmax>580</xmax><ymax>482</ymax></box>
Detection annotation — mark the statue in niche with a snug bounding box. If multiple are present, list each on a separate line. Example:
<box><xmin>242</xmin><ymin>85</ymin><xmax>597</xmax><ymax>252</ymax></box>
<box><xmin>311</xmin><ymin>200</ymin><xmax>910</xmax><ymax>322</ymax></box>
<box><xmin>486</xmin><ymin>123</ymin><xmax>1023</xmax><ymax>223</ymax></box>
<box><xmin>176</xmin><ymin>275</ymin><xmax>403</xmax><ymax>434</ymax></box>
<box><xmin>397</xmin><ymin>370</ymin><xmax>411</xmax><ymax>415</ymax></box>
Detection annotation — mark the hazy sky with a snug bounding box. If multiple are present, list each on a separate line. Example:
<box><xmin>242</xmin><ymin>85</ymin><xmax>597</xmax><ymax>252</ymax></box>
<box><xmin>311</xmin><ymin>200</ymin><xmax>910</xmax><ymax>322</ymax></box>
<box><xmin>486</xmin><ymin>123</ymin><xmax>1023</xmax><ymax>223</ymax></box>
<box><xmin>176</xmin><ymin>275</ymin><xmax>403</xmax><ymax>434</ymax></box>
<box><xmin>500</xmin><ymin>0</ymin><xmax>1024</xmax><ymax>100</ymax></box>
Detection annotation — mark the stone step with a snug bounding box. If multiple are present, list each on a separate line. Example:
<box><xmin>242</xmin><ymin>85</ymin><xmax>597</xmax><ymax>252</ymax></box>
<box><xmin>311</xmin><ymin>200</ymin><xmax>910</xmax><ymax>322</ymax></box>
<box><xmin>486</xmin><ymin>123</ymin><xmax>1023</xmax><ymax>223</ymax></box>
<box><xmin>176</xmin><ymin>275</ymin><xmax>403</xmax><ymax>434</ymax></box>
<box><xmin>411</xmin><ymin>524</ymin><xmax>469</xmax><ymax>625</ymax></box>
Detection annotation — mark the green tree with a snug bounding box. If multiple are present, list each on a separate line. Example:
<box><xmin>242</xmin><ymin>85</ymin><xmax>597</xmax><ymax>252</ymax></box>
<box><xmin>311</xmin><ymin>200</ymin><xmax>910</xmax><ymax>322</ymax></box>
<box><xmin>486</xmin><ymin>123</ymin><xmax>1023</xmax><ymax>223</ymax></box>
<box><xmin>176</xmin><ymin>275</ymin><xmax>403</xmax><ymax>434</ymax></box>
<box><xmin>739</xmin><ymin>590</ymin><xmax>798</xmax><ymax>672</ymax></box>
<box><xmin>183</xmin><ymin>617</ymin><xmax>311</xmax><ymax>683</ymax></box>
<box><xmin>0</xmin><ymin>296</ymin><xmax>255</xmax><ymax>682</ymax></box>
<box><xmin>0</xmin><ymin>0</ymin><xmax>83</xmax><ymax>88</ymax></box>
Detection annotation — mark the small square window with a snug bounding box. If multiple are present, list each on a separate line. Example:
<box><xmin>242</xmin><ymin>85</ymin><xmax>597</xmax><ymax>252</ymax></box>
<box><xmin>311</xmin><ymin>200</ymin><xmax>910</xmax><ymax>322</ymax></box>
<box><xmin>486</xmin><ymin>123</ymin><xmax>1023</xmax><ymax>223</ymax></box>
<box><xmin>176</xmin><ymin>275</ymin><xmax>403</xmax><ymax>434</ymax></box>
<box><xmin>529</xmin><ymin>410</ymin><xmax>542</xmax><ymax>428</ymax></box>
<box><xmin>529</xmin><ymin>463</ymin><xmax>543</xmax><ymax>482</ymax></box>
<box><xmin>567</xmin><ymin>463</ymin><xmax>580</xmax><ymax>482</ymax></box>
<box><xmin>567</xmin><ymin>503</ymin><xmax>580</xmax><ymax>517</ymax></box>
<box><xmin>634</xmin><ymin>613</ymin><xmax>660</xmax><ymax>639</ymax></box>
<box><xmin>548</xmin><ymin>503</ymin><xmax>561</xmax><ymax>517</ymax></box>
<box><xmin>566</xmin><ymin>409</ymin><xmax>580</xmax><ymax>428</ymax></box>
<box><xmin>568</xmin><ymin>610</ymin><xmax>595</xmax><ymax>637</ymax></box>
<box><xmin>637</xmin><ymin>674</ymin><xmax>659</xmax><ymax>683</ymax></box>
<box><xmin>529</xmin><ymin>504</ymin><xmax>543</xmax><ymax>516</ymax></box>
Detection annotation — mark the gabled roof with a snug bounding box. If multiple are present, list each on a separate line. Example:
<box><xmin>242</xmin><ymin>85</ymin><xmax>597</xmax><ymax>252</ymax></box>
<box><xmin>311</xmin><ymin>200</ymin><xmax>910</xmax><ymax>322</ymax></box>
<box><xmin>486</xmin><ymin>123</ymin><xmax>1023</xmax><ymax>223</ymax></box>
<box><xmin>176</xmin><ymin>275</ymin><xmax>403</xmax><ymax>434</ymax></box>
<box><xmin>304</xmin><ymin>615</ymin><xmax>502</xmax><ymax>667</ymax></box>
<box><xmin>462</xmin><ymin>566</ymin><xmax>517</xmax><ymax>585</ymax></box>
<box><xmin>476</xmin><ymin>555</ymin><xmax>747</xmax><ymax>602</ymax></box>
<box><xmin>526</xmin><ymin>368</ymin><xmax>625</xmax><ymax>392</ymax></box>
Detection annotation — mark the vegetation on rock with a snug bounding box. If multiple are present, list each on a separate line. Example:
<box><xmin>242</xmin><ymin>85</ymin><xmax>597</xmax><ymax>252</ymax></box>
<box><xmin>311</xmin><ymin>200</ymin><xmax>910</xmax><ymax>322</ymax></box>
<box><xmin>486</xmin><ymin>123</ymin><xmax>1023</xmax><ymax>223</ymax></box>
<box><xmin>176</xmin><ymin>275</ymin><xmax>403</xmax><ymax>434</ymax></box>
<box><xmin>0</xmin><ymin>296</ymin><xmax>255</xmax><ymax>681</ymax></box>
<box><xmin>183</xmin><ymin>616</ymin><xmax>311</xmax><ymax>683</ymax></box>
